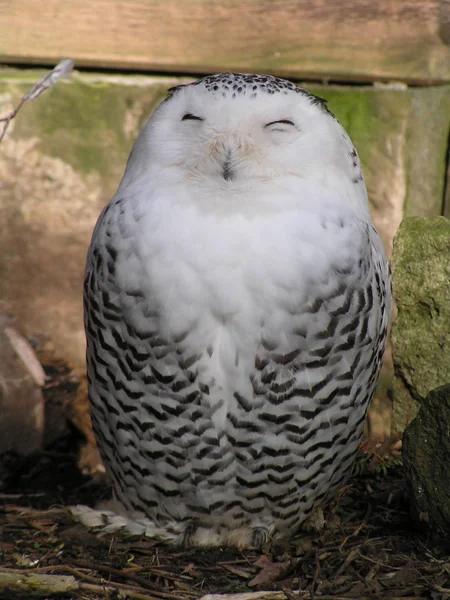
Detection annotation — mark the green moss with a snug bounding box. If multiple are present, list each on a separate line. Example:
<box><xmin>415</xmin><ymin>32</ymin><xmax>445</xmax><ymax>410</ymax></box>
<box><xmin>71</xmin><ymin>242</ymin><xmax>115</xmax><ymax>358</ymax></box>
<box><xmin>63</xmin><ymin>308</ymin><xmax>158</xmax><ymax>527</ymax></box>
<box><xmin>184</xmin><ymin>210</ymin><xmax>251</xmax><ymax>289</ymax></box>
<box><xmin>310</xmin><ymin>85</ymin><xmax>450</xmax><ymax>217</ymax></box>
<box><xmin>0</xmin><ymin>74</ymin><xmax>172</xmax><ymax>178</ymax></box>
<box><xmin>391</xmin><ymin>217</ymin><xmax>450</xmax><ymax>431</ymax></box>
<box><xmin>2</xmin><ymin>74</ymin><xmax>449</xmax><ymax>218</ymax></box>
<box><xmin>309</xmin><ymin>86</ymin><xmax>411</xmax><ymax>149</ymax></box>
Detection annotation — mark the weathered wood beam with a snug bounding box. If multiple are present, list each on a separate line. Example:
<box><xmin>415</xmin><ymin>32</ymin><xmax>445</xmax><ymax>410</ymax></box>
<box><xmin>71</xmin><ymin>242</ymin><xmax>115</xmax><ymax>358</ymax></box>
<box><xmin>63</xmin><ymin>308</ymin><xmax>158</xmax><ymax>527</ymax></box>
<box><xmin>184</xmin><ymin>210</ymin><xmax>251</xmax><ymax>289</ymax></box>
<box><xmin>0</xmin><ymin>1</ymin><xmax>450</xmax><ymax>84</ymax></box>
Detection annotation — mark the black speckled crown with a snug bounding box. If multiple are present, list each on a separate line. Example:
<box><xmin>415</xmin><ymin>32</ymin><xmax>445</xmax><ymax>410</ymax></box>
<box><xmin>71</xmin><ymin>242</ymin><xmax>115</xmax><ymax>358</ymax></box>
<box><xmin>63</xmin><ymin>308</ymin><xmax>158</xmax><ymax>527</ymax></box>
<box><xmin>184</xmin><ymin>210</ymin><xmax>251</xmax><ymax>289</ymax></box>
<box><xmin>166</xmin><ymin>72</ymin><xmax>332</xmax><ymax>115</ymax></box>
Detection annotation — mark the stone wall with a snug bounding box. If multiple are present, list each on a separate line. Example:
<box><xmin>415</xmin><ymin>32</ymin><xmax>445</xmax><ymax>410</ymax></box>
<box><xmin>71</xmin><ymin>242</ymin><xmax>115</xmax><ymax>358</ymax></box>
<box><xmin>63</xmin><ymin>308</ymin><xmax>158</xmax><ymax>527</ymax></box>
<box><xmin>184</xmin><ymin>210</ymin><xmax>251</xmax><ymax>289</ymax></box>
<box><xmin>0</xmin><ymin>71</ymin><xmax>449</xmax><ymax>379</ymax></box>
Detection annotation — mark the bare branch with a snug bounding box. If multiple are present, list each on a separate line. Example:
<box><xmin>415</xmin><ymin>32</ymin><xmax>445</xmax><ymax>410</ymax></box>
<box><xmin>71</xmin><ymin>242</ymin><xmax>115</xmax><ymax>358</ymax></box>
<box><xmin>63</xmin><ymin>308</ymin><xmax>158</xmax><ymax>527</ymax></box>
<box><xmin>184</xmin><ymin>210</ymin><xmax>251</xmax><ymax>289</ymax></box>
<box><xmin>0</xmin><ymin>58</ymin><xmax>74</xmax><ymax>144</ymax></box>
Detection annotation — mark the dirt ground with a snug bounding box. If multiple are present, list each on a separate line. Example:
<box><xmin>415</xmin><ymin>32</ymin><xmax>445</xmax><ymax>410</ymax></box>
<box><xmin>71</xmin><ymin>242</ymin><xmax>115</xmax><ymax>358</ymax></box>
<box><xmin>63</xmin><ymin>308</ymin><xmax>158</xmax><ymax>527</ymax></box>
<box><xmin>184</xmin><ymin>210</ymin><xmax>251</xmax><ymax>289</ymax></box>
<box><xmin>0</xmin><ymin>366</ymin><xmax>449</xmax><ymax>600</ymax></box>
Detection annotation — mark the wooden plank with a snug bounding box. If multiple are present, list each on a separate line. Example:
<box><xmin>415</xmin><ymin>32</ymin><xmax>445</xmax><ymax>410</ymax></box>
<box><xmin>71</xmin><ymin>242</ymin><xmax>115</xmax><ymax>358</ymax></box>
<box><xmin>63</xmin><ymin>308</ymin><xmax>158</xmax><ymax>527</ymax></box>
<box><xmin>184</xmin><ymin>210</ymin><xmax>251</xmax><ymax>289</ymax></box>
<box><xmin>0</xmin><ymin>1</ymin><xmax>450</xmax><ymax>83</ymax></box>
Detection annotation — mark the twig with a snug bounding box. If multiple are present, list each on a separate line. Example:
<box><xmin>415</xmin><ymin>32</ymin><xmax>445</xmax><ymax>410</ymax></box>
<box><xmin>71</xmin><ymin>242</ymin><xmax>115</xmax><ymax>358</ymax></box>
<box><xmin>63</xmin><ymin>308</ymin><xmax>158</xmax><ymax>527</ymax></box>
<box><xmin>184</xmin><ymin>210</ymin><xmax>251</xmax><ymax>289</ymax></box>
<box><xmin>200</xmin><ymin>593</ymin><xmax>301</xmax><ymax>600</ymax></box>
<box><xmin>69</xmin><ymin>558</ymin><xmax>184</xmax><ymax>599</ymax></box>
<box><xmin>310</xmin><ymin>552</ymin><xmax>320</xmax><ymax>600</ymax></box>
<box><xmin>0</xmin><ymin>568</ymin><xmax>188</xmax><ymax>599</ymax></box>
<box><xmin>199</xmin><ymin>594</ymin><xmax>424</xmax><ymax>600</ymax></box>
<box><xmin>0</xmin><ymin>571</ymin><xmax>78</xmax><ymax>597</ymax></box>
<box><xmin>0</xmin><ymin>58</ymin><xmax>74</xmax><ymax>144</ymax></box>
<box><xmin>1</xmin><ymin>564</ymin><xmax>100</xmax><ymax>585</ymax></box>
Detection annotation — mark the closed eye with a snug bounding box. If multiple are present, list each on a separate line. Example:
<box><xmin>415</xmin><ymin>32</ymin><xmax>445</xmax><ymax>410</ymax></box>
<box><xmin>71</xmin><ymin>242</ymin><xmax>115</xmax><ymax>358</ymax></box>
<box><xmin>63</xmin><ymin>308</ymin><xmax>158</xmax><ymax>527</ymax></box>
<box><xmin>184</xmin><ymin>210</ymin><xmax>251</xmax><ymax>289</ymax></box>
<box><xmin>182</xmin><ymin>113</ymin><xmax>204</xmax><ymax>121</ymax></box>
<box><xmin>264</xmin><ymin>119</ymin><xmax>296</xmax><ymax>129</ymax></box>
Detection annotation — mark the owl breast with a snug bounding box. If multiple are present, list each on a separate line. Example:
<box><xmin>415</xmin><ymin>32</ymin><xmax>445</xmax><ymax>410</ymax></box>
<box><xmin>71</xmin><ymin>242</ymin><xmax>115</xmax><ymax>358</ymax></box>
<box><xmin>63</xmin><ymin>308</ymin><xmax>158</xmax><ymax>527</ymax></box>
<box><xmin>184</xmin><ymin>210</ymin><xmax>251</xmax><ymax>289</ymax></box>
<box><xmin>84</xmin><ymin>187</ymin><xmax>390</xmax><ymax>546</ymax></box>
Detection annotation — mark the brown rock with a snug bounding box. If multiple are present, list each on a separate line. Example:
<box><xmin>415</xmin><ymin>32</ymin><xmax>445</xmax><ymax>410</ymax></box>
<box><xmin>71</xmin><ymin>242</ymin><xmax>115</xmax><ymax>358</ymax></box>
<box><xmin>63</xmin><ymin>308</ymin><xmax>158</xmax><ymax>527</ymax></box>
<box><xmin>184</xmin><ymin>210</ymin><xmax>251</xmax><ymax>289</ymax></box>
<box><xmin>0</xmin><ymin>316</ymin><xmax>45</xmax><ymax>454</ymax></box>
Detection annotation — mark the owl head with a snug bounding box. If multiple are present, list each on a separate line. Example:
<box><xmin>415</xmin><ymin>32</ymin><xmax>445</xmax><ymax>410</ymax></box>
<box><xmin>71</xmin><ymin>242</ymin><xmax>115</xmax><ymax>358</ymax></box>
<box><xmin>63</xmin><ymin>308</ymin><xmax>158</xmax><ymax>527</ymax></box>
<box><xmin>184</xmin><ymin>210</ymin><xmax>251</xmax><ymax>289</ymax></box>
<box><xmin>121</xmin><ymin>73</ymin><xmax>368</xmax><ymax>215</ymax></box>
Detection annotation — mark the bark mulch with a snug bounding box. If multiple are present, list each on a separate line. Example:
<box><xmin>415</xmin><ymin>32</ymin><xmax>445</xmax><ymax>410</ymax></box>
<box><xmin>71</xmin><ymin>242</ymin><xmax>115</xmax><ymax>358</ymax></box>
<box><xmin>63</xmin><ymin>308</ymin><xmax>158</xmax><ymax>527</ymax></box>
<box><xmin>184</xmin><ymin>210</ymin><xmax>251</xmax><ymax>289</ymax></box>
<box><xmin>0</xmin><ymin>370</ymin><xmax>449</xmax><ymax>600</ymax></box>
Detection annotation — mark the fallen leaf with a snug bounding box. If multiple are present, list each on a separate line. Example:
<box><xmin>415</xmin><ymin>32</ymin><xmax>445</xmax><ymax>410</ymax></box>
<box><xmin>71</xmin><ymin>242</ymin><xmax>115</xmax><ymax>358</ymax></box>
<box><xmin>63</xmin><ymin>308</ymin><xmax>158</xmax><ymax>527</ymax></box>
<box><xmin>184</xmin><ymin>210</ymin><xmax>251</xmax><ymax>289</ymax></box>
<box><xmin>249</xmin><ymin>555</ymin><xmax>291</xmax><ymax>587</ymax></box>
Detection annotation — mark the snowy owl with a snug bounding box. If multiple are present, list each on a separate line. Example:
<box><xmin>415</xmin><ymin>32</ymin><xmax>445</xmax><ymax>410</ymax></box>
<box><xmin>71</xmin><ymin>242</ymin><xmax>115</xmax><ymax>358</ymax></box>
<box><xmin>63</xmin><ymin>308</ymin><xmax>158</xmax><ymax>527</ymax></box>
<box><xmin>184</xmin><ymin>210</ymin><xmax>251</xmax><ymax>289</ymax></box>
<box><xmin>79</xmin><ymin>73</ymin><xmax>391</xmax><ymax>548</ymax></box>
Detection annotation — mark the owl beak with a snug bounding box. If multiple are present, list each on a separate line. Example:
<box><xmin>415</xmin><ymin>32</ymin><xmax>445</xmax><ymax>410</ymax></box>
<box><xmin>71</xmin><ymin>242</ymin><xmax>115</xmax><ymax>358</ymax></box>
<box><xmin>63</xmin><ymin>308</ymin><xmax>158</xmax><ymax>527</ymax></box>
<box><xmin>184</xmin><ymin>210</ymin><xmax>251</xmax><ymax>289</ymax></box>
<box><xmin>210</xmin><ymin>135</ymin><xmax>236</xmax><ymax>181</ymax></box>
<box><xmin>222</xmin><ymin>152</ymin><xmax>234</xmax><ymax>181</ymax></box>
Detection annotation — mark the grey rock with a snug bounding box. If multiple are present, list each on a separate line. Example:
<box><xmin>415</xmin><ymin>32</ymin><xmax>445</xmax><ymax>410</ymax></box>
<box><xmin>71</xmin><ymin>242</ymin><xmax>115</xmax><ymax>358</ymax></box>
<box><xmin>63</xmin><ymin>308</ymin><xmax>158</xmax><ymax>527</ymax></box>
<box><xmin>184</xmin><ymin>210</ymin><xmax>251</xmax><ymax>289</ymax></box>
<box><xmin>402</xmin><ymin>384</ymin><xmax>450</xmax><ymax>535</ymax></box>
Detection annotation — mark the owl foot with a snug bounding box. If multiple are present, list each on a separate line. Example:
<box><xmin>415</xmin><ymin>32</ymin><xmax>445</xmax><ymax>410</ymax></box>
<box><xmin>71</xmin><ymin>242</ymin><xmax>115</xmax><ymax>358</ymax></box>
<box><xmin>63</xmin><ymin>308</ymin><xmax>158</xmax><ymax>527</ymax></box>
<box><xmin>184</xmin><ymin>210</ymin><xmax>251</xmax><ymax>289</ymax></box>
<box><xmin>71</xmin><ymin>504</ymin><xmax>275</xmax><ymax>548</ymax></box>
<box><xmin>71</xmin><ymin>504</ymin><xmax>227</xmax><ymax>546</ymax></box>
<box><xmin>225</xmin><ymin>523</ymin><xmax>274</xmax><ymax>549</ymax></box>
<box><xmin>250</xmin><ymin>526</ymin><xmax>271</xmax><ymax>548</ymax></box>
